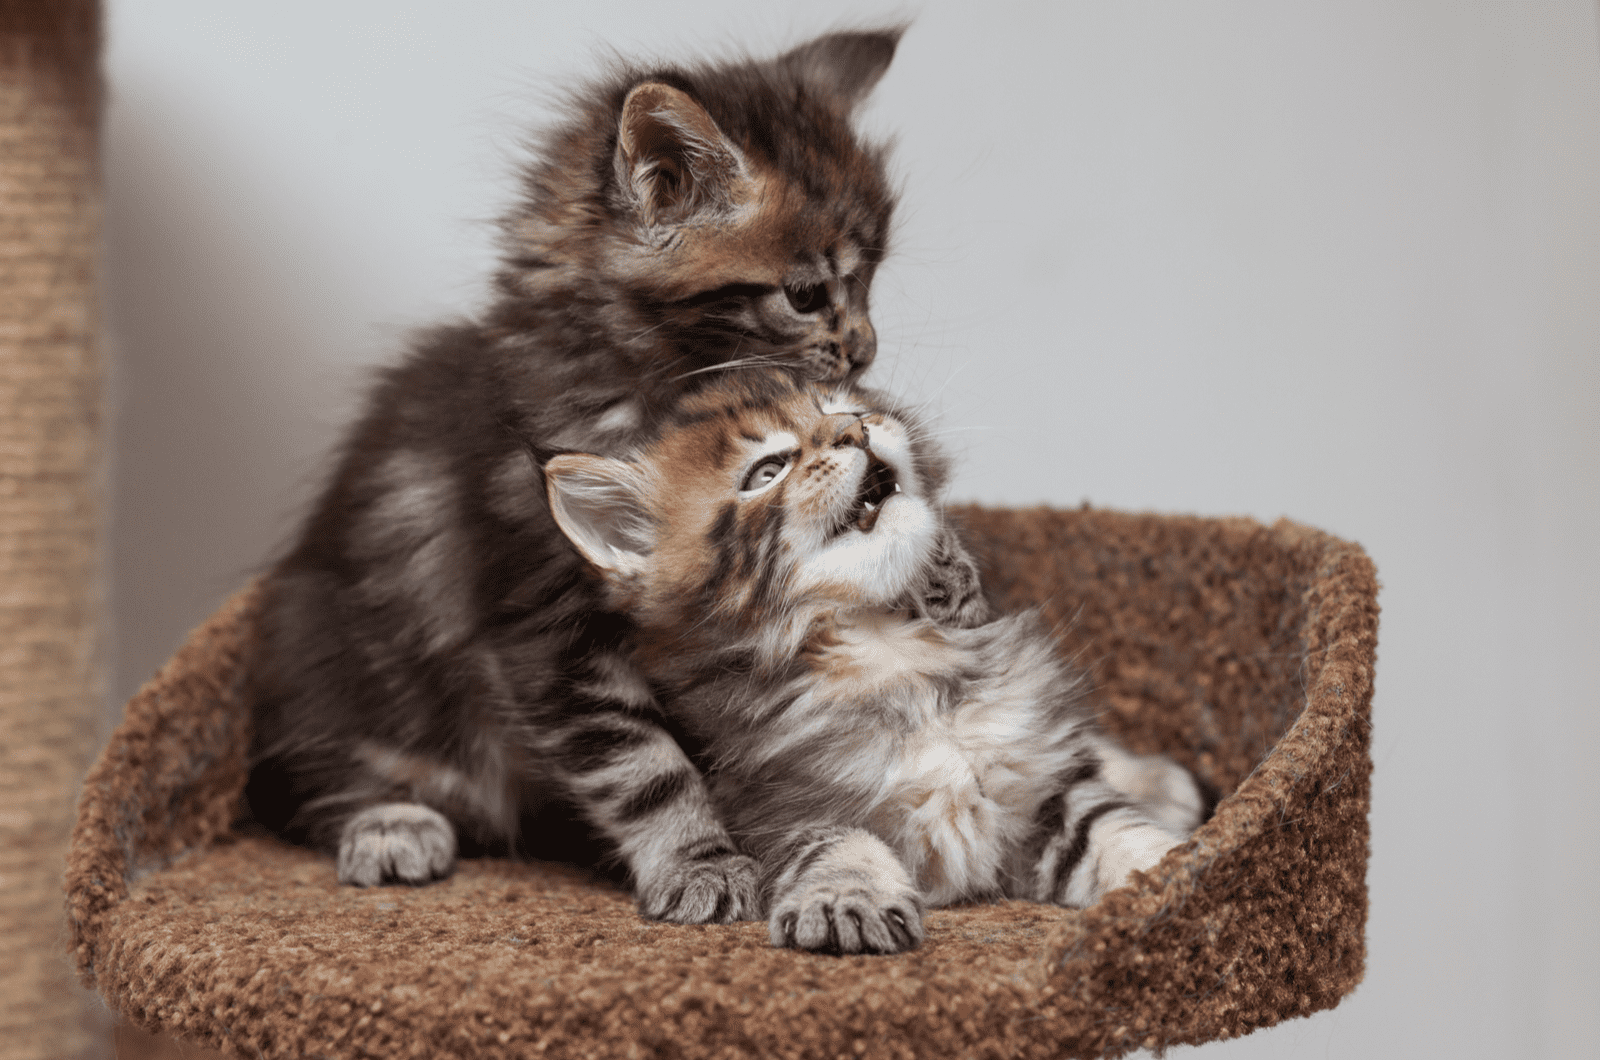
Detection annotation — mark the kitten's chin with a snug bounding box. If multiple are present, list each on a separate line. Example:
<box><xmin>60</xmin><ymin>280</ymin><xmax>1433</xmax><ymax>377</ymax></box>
<box><xmin>796</xmin><ymin>493</ymin><xmax>937</xmax><ymax>605</ymax></box>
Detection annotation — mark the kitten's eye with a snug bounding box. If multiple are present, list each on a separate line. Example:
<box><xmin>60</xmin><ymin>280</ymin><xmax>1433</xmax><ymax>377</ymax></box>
<box><xmin>741</xmin><ymin>454</ymin><xmax>791</xmax><ymax>493</ymax></box>
<box><xmin>784</xmin><ymin>284</ymin><xmax>828</xmax><ymax>314</ymax></box>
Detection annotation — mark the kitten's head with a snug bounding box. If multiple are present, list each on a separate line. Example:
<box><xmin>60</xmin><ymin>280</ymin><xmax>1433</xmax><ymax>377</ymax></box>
<box><xmin>544</xmin><ymin>370</ymin><xmax>949</xmax><ymax>655</ymax></box>
<box><xmin>502</xmin><ymin>31</ymin><xmax>903</xmax><ymax>381</ymax></box>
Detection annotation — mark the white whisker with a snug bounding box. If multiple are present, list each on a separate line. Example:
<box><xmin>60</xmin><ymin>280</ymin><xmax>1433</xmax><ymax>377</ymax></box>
<box><xmin>672</xmin><ymin>355</ymin><xmax>791</xmax><ymax>382</ymax></box>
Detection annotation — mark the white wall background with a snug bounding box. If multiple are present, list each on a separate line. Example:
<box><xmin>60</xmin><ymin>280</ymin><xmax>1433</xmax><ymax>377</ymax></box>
<box><xmin>103</xmin><ymin>3</ymin><xmax>1600</xmax><ymax>1057</ymax></box>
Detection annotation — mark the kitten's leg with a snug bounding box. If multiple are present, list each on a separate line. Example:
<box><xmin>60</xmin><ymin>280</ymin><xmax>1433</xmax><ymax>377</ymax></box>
<box><xmin>545</xmin><ymin>695</ymin><xmax>759</xmax><ymax>924</ymax></box>
<box><xmin>336</xmin><ymin>802</ymin><xmax>457</xmax><ymax>886</ymax></box>
<box><xmin>286</xmin><ymin>735</ymin><xmax>517</xmax><ymax>887</ymax></box>
<box><xmin>1089</xmin><ymin>733</ymin><xmax>1215</xmax><ymax>835</ymax></box>
<box><xmin>907</xmin><ymin>524</ymin><xmax>991</xmax><ymax>628</ymax></box>
<box><xmin>764</xmin><ymin>824</ymin><xmax>924</xmax><ymax>954</ymax></box>
<box><xmin>1020</xmin><ymin>764</ymin><xmax>1185</xmax><ymax>908</ymax></box>
<box><xmin>248</xmin><ymin>747</ymin><xmax>467</xmax><ymax>887</ymax></box>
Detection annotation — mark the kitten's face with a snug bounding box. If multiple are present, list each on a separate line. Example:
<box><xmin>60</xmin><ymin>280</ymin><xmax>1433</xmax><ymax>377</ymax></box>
<box><xmin>626</xmin><ymin>197</ymin><xmax>885</xmax><ymax>382</ymax></box>
<box><xmin>602</xmin><ymin>106</ymin><xmax>888</xmax><ymax>381</ymax></box>
<box><xmin>503</xmin><ymin>34</ymin><xmax>900</xmax><ymax>381</ymax></box>
<box><xmin>545</xmin><ymin>373</ymin><xmax>943</xmax><ymax>630</ymax></box>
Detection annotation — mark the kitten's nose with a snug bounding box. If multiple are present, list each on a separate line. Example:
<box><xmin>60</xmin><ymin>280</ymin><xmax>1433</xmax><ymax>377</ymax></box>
<box><xmin>831</xmin><ymin>416</ymin><xmax>868</xmax><ymax>450</ymax></box>
<box><xmin>843</xmin><ymin>320</ymin><xmax>876</xmax><ymax>374</ymax></box>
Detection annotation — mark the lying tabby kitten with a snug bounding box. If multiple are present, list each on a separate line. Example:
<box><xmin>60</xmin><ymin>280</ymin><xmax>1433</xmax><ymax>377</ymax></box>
<box><xmin>544</xmin><ymin>371</ymin><xmax>1209</xmax><ymax>952</ymax></box>
<box><xmin>246</xmin><ymin>30</ymin><xmax>988</xmax><ymax>921</ymax></box>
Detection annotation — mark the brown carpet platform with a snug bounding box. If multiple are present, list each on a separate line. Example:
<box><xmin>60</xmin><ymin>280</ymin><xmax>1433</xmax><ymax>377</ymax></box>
<box><xmin>66</xmin><ymin>506</ymin><xmax>1377</xmax><ymax>1059</ymax></box>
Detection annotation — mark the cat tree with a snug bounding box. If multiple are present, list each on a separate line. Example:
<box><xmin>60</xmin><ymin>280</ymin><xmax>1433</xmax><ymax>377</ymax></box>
<box><xmin>27</xmin><ymin>2</ymin><xmax>1377</xmax><ymax>1054</ymax></box>
<box><xmin>2</xmin><ymin>2</ymin><xmax>106</xmax><ymax>1057</ymax></box>
<box><xmin>68</xmin><ymin>508</ymin><xmax>1376</xmax><ymax>1059</ymax></box>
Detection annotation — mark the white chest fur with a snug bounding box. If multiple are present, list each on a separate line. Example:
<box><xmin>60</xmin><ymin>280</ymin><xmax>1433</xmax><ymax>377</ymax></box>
<box><xmin>798</xmin><ymin>611</ymin><xmax>1086</xmax><ymax>905</ymax></box>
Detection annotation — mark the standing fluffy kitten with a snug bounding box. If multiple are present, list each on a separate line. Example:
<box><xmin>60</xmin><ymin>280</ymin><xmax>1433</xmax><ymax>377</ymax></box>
<box><xmin>544</xmin><ymin>370</ymin><xmax>1209</xmax><ymax>952</ymax></box>
<box><xmin>246</xmin><ymin>31</ymin><xmax>989</xmax><ymax>921</ymax></box>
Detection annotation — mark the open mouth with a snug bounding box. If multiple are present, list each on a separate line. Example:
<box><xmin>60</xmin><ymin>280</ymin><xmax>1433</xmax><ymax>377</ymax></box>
<box><xmin>845</xmin><ymin>452</ymin><xmax>900</xmax><ymax>534</ymax></box>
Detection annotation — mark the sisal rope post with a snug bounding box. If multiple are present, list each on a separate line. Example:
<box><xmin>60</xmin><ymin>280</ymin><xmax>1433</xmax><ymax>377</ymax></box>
<box><xmin>0</xmin><ymin>1</ymin><xmax>107</xmax><ymax>1056</ymax></box>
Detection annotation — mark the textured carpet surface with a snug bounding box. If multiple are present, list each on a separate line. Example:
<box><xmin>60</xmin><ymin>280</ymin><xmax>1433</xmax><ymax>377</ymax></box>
<box><xmin>67</xmin><ymin>507</ymin><xmax>1378</xmax><ymax>1059</ymax></box>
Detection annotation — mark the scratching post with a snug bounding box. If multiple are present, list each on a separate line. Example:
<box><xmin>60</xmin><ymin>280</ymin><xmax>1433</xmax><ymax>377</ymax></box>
<box><xmin>0</xmin><ymin>1</ymin><xmax>106</xmax><ymax>1057</ymax></box>
<box><xmin>68</xmin><ymin>508</ymin><xmax>1376</xmax><ymax>1059</ymax></box>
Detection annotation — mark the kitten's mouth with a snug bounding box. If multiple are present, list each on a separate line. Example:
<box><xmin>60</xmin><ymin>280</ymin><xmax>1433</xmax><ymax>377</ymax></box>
<box><xmin>845</xmin><ymin>452</ymin><xmax>900</xmax><ymax>535</ymax></box>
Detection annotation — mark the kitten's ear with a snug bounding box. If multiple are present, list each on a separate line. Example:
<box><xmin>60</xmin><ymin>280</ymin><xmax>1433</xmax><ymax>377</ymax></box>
<box><xmin>545</xmin><ymin>454</ymin><xmax>654</xmax><ymax>580</ymax></box>
<box><xmin>781</xmin><ymin>28</ymin><xmax>905</xmax><ymax>111</ymax></box>
<box><xmin>615</xmin><ymin>82</ymin><xmax>750</xmax><ymax>228</ymax></box>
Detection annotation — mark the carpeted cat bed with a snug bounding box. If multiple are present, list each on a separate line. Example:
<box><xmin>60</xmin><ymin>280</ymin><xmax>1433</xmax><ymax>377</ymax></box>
<box><xmin>67</xmin><ymin>506</ymin><xmax>1377</xmax><ymax>1059</ymax></box>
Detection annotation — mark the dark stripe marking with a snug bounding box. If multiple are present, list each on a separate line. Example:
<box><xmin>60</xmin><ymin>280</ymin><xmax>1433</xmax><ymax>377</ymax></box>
<box><xmin>1021</xmin><ymin>792</ymin><xmax>1066</xmax><ymax>868</ymax></box>
<box><xmin>702</xmin><ymin>502</ymin><xmax>740</xmax><ymax>593</ymax></box>
<box><xmin>749</xmin><ymin>506</ymin><xmax>786</xmax><ymax>608</ymax></box>
<box><xmin>1049</xmin><ymin>800</ymin><xmax>1131</xmax><ymax>901</ymax></box>
<box><xmin>555</xmin><ymin>721</ymin><xmax>654</xmax><ymax>775</ymax></box>
<box><xmin>682</xmin><ymin>842</ymin><xmax>736</xmax><ymax>862</ymax></box>
<box><xmin>1058</xmin><ymin>759</ymin><xmax>1101</xmax><ymax>794</ymax></box>
<box><xmin>615</xmin><ymin>769</ymin><xmax>695</xmax><ymax>824</ymax></box>
<box><xmin>787</xmin><ymin>837</ymin><xmax>834</xmax><ymax>885</ymax></box>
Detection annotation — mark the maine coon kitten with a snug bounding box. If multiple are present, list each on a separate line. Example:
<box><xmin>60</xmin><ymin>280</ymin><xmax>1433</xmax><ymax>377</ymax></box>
<box><xmin>543</xmin><ymin>371</ymin><xmax>1210</xmax><ymax>952</ymax></box>
<box><xmin>245</xmin><ymin>30</ymin><xmax>990</xmax><ymax>921</ymax></box>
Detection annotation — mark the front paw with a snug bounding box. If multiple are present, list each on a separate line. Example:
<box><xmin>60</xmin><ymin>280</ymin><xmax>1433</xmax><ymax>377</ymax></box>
<box><xmin>924</xmin><ymin>586</ymin><xmax>992</xmax><ymax>629</ymax></box>
<box><xmin>637</xmin><ymin>851</ymin><xmax>761</xmax><ymax>924</ymax></box>
<box><xmin>337</xmin><ymin>803</ymin><xmax>456</xmax><ymax>886</ymax></box>
<box><xmin>911</xmin><ymin>528</ymin><xmax>992</xmax><ymax>629</ymax></box>
<box><xmin>770</xmin><ymin>880</ymin><xmax>924</xmax><ymax>955</ymax></box>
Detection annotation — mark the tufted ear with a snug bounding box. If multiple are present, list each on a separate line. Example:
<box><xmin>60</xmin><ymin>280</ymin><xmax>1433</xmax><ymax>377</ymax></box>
<box><xmin>615</xmin><ymin>82</ymin><xmax>750</xmax><ymax>228</ymax></box>
<box><xmin>544</xmin><ymin>454</ymin><xmax>654</xmax><ymax>581</ymax></box>
<box><xmin>780</xmin><ymin>28</ymin><xmax>904</xmax><ymax>111</ymax></box>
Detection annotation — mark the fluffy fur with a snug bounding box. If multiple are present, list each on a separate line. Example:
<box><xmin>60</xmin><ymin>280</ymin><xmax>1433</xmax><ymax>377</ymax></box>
<box><xmin>246</xmin><ymin>30</ymin><xmax>989</xmax><ymax>923</ymax></box>
<box><xmin>545</xmin><ymin>372</ymin><xmax>1211</xmax><ymax>953</ymax></box>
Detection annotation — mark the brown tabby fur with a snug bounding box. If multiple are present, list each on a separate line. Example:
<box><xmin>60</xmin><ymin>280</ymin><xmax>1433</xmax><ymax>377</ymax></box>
<box><xmin>245</xmin><ymin>30</ymin><xmax>990</xmax><ymax>925</ymax></box>
<box><xmin>546</xmin><ymin>371</ymin><xmax>1210</xmax><ymax>953</ymax></box>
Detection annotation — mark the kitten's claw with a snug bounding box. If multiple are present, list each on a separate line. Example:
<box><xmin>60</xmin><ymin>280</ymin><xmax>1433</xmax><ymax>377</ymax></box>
<box><xmin>770</xmin><ymin>882</ymin><xmax>924</xmax><ymax>955</ymax></box>
<box><xmin>638</xmin><ymin>852</ymin><xmax>761</xmax><ymax>924</ymax></box>
<box><xmin>768</xmin><ymin>828</ymin><xmax>924</xmax><ymax>954</ymax></box>
<box><xmin>337</xmin><ymin>803</ymin><xmax>457</xmax><ymax>886</ymax></box>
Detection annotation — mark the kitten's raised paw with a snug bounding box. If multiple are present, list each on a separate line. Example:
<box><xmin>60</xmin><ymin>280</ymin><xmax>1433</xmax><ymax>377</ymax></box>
<box><xmin>912</xmin><ymin>527</ymin><xmax>992</xmax><ymax>629</ymax></box>
<box><xmin>638</xmin><ymin>850</ymin><xmax>761</xmax><ymax>924</ymax></box>
<box><xmin>337</xmin><ymin>803</ymin><xmax>456</xmax><ymax>886</ymax></box>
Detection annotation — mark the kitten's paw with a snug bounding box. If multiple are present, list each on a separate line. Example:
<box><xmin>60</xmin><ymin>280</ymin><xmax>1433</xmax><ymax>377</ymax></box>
<box><xmin>638</xmin><ymin>851</ymin><xmax>761</xmax><ymax>924</ymax></box>
<box><xmin>1093</xmin><ymin>737</ymin><xmax>1214</xmax><ymax>835</ymax></box>
<box><xmin>770</xmin><ymin>880</ymin><xmax>925</xmax><ymax>955</ymax></box>
<box><xmin>1139</xmin><ymin>763</ymin><xmax>1213</xmax><ymax>836</ymax></box>
<box><xmin>769</xmin><ymin>829</ymin><xmax>924</xmax><ymax>954</ymax></box>
<box><xmin>912</xmin><ymin>528</ymin><xmax>991</xmax><ymax>629</ymax></box>
<box><xmin>1090</xmin><ymin>822</ymin><xmax>1181</xmax><ymax>902</ymax></box>
<box><xmin>337</xmin><ymin>803</ymin><xmax>456</xmax><ymax>887</ymax></box>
